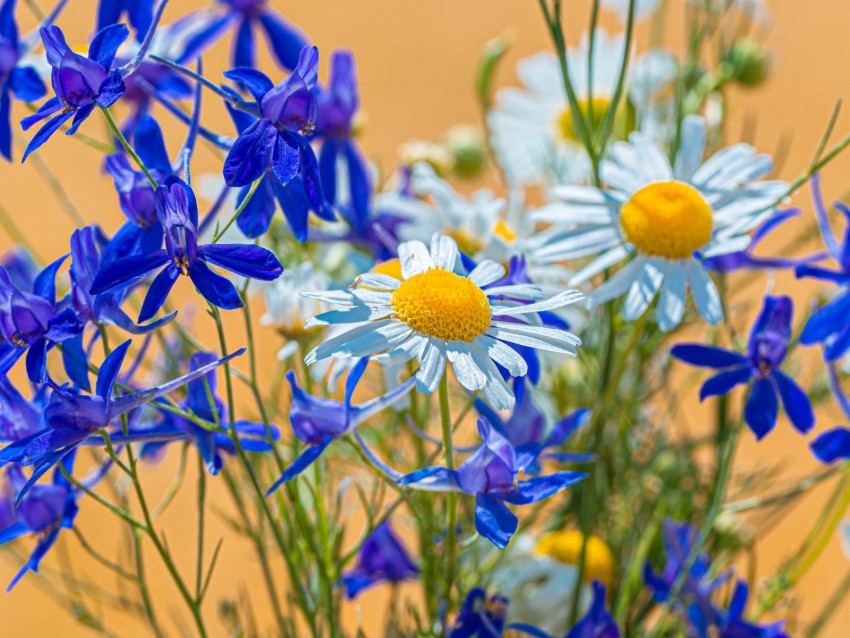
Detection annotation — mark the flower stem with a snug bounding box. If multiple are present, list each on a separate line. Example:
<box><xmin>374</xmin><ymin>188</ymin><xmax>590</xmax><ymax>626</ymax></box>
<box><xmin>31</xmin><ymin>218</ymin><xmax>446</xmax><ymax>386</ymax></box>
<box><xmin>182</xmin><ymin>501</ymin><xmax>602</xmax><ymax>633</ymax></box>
<box><xmin>438</xmin><ymin>371</ymin><xmax>458</xmax><ymax>618</ymax></box>
<box><xmin>100</xmin><ymin>106</ymin><xmax>158</xmax><ymax>189</ymax></box>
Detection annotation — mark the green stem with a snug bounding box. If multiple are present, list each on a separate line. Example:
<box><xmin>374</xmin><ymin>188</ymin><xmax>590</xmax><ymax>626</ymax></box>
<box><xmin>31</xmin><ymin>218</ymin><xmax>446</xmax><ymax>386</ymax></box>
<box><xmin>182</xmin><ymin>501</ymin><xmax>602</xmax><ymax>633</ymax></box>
<box><xmin>438</xmin><ymin>372</ymin><xmax>458</xmax><ymax>617</ymax></box>
<box><xmin>101</xmin><ymin>107</ymin><xmax>158</xmax><ymax>189</ymax></box>
<box><xmin>195</xmin><ymin>451</ymin><xmax>207</xmax><ymax>600</ymax></box>
<box><xmin>211</xmin><ymin>178</ymin><xmax>261</xmax><ymax>243</ymax></box>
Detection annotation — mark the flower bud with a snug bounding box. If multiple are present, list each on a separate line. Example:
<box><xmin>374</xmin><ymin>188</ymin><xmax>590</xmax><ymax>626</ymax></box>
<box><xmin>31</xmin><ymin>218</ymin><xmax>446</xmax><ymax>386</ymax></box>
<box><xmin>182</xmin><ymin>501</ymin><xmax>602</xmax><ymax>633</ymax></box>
<box><xmin>445</xmin><ymin>124</ymin><xmax>487</xmax><ymax>178</ymax></box>
<box><xmin>725</xmin><ymin>38</ymin><xmax>771</xmax><ymax>88</ymax></box>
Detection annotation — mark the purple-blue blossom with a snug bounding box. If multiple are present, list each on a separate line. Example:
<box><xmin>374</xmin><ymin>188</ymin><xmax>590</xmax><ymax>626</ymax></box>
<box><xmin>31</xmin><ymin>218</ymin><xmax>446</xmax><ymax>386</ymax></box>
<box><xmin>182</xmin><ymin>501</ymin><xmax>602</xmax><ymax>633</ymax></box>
<box><xmin>341</xmin><ymin>520</ymin><xmax>419</xmax><ymax>598</ymax></box>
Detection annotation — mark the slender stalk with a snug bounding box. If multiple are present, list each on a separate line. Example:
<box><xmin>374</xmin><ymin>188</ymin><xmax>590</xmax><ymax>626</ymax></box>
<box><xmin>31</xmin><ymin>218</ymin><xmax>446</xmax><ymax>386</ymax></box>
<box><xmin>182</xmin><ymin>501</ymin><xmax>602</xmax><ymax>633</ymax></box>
<box><xmin>195</xmin><ymin>451</ymin><xmax>207</xmax><ymax>600</ymax></box>
<box><xmin>211</xmin><ymin>177</ymin><xmax>262</xmax><ymax>243</ymax></box>
<box><xmin>101</xmin><ymin>107</ymin><xmax>158</xmax><ymax>189</ymax></box>
<box><xmin>438</xmin><ymin>372</ymin><xmax>458</xmax><ymax>617</ymax></box>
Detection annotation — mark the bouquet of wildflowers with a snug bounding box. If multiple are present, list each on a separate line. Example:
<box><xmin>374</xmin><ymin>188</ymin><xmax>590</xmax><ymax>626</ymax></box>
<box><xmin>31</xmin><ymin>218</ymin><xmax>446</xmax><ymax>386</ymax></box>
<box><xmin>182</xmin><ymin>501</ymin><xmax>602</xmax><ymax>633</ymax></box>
<box><xmin>2</xmin><ymin>0</ymin><xmax>850</xmax><ymax>635</ymax></box>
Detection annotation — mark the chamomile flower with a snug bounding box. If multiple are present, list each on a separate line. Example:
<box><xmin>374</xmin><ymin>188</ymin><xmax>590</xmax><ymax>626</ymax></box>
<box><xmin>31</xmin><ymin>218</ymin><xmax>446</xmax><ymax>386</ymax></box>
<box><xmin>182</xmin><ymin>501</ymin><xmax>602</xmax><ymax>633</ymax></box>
<box><xmin>488</xmin><ymin>29</ymin><xmax>628</xmax><ymax>187</ymax></box>
<box><xmin>302</xmin><ymin>234</ymin><xmax>583</xmax><ymax>409</ymax></box>
<box><xmin>531</xmin><ymin>115</ymin><xmax>787</xmax><ymax>331</ymax></box>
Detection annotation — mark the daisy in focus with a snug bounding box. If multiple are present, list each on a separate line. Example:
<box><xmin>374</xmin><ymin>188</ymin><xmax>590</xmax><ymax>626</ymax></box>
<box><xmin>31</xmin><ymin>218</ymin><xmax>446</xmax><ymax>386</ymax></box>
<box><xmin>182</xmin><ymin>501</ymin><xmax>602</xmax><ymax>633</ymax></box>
<box><xmin>302</xmin><ymin>234</ymin><xmax>583</xmax><ymax>409</ymax></box>
<box><xmin>488</xmin><ymin>29</ymin><xmax>628</xmax><ymax>187</ymax></box>
<box><xmin>531</xmin><ymin>115</ymin><xmax>787</xmax><ymax>331</ymax></box>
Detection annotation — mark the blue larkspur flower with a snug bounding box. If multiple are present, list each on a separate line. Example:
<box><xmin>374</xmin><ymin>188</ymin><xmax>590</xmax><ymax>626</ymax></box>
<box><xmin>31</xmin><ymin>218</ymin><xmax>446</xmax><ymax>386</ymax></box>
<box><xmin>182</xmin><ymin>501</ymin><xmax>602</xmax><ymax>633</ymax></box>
<box><xmin>0</xmin><ymin>456</ymin><xmax>83</xmax><ymax>590</ymax></box>
<box><xmin>266</xmin><ymin>357</ymin><xmax>415</xmax><ymax>494</ymax></box>
<box><xmin>340</xmin><ymin>520</ymin><xmax>419</xmax><ymax>598</ymax></box>
<box><xmin>449</xmin><ymin>588</ymin><xmax>510</xmax><ymax>637</ymax></box>
<box><xmin>0</xmin><ymin>339</ymin><xmax>244</xmax><ymax>497</ymax></box>
<box><xmin>795</xmin><ymin>174</ymin><xmax>850</xmax><ymax>360</ymax></box>
<box><xmin>0</xmin><ymin>0</ymin><xmax>48</xmax><ymax>160</ymax></box>
<box><xmin>217</xmin><ymin>0</ymin><xmax>307</xmax><ymax>69</ymax></box>
<box><xmin>114</xmin><ymin>351</ymin><xmax>279</xmax><ymax>474</ymax></box>
<box><xmin>96</xmin><ymin>0</ymin><xmax>154</xmax><ymax>39</ymax></box>
<box><xmin>221</xmin><ymin>46</ymin><xmax>333</xmax><ymax>240</ymax></box>
<box><xmin>89</xmin><ymin>176</ymin><xmax>283</xmax><ymax>321</ymax></box>
<box><xmin>20</xmin><ymin>23</ymin><xmax>129</xmax><ymax>160</ymax></box>
<box><xmin>398</xmin><ymin>417</ymin><xmax>587</xmax><ymax>549</ymax></box>
<box><xmin>671</xmin><ymin>295</ymin><xmax>814</xmax><ymax>440</ymax></box>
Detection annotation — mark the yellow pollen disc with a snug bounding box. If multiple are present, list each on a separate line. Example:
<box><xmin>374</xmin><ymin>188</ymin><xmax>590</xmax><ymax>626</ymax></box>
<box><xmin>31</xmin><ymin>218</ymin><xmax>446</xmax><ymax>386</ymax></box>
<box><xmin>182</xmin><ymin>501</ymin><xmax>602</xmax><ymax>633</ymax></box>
<box><xmin>390</xmin><ymin>269</ymin><xmax>491</xmax><ymax>342</ymax></box>
<box><xmin>619</xmin><ymin>180</ymin><xmax>714</xmax><ymax>259</ymax></box>
<box><xmin>535</xmin><ymin>530</ymin><xmax>615</xmax><ymax>588</ymax></box>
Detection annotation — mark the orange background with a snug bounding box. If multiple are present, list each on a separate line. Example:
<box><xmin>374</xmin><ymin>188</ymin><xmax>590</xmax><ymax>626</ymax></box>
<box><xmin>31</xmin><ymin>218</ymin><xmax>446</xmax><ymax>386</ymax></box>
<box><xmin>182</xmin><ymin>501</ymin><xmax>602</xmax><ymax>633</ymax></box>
<box><xmin>2</xmin><ymin>0</ymin><xmax>850</xmax><ymax>635</ymax></box>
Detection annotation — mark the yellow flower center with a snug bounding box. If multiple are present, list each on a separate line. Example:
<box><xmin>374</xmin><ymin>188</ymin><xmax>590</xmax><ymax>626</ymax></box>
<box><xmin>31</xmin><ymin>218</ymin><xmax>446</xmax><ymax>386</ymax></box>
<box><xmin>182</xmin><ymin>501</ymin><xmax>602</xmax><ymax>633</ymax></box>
<box><xmin>370</xmin><ymin>258</ymin><xmax>403</xmax><ymax>281</ymax></box>
<box><xmin>557</xmin><ymin>97</ymin><xmax>635</xmax><ymax>144</ymax></box>
<box><xmin>493</xmin><ymin>219</ymin><xmax>517</xmax><ymax>243</ymax></box>
<box><xmin>390</xmin><ymin>269</ymin><xmax>491</xmax><ymax>342</ymax></box>
<box><xmin>619</xmin><ymin>181</ymin><xmax>714</xmax><ymax>259</ymax></box>
<box><xmin>535</xmin><ymin>530</ymin><xmax>615</xmax><ymax>588</ymax></box>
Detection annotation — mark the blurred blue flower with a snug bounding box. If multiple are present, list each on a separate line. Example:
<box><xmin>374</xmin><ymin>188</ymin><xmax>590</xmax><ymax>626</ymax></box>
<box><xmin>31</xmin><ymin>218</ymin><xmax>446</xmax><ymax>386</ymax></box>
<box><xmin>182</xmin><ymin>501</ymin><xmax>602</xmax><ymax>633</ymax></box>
<box><xmin>510</xmin><ymin>581</ymin><xmax>620</xmax><ymax>638</ymax></box>
<box><xmin>217</xmin><ymin>0</ymin><xmax>307</xmax><ymax>69</ymax></box>
<box><xmin>398</xmin><ymin>417</ymin><xmax>587</xmax><ymax>549</ymax></box>
<box><xmin>341</xmin><ymin>520</ymin><xmax>419</xmax><ymax>598</ymax></box>
<box><xmin>449</xmin><ymin>588</ymin><xmax>509</xmax><ymax>637</ymax></box>
<box><xmin>90</xmin><ymin>176</ymin><xmax>283</xmax><ymax>321</ymax></box>
<box><xmin>671</xmin><ymin>295</ymin><xmax>814</xmax><ymax>440</ymax></box>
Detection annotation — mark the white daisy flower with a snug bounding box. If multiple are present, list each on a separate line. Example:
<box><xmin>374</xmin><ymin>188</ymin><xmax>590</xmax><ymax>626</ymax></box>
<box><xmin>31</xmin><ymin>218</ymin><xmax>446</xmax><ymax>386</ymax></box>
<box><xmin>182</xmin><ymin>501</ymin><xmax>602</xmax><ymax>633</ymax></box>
<box><xmin>378</xmin><ymin>162</ymin><xmax>514</xmax><ymax>262</ymax></box>
<box><xmin>262</xmin><ymin>263</ymin><xmax>331</xmax><ymax>343</ymax></box>
<box><xmin>487</xmin><ymin>29</ymin><xmax>627</xmax><ymax>187</ymax></box>
<box><xmin>302</xmin><ymin>234</ymin><xmax>584</xmax><ymax>409</ymax></box>
<box><xmin>530</xmin><ymin>115</ymin><xmax>787</xmax><ymax>331</ymax></box>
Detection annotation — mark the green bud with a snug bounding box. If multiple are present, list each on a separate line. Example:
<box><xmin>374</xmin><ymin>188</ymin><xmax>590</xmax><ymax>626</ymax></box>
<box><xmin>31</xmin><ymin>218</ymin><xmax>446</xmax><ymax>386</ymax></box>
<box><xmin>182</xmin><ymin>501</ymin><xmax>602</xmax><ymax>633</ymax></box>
<box><xmin>726</xmin><ymin>38</ymin><xmax>771</xmax><ymax>88</ymax></box>
<box><xmin>445</xmin><ymin>125</ymin><xmax>487</xmax><ymax>179</ymax></box>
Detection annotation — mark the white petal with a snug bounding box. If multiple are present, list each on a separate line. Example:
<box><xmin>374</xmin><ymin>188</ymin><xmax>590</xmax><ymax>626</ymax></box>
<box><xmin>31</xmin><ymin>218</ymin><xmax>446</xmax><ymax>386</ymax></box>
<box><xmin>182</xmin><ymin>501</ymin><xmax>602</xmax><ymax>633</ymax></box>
<box><xmin>485</xmin><ymin>284</ymin><xmax>546</xmax><ymax>300</ymax></box>
<box><xmin>623</xmin><ymin>259</ymin><xmax>665</xmax><ymax>321</ymax></box>
<box><xmin>674</xmin><ymin>115</ymin><xmax>706</xmax><ymax>182</ymax></box>
<box><xmin>535</xmin><ymin>227</ymin><xmax>622</xmax><ymax>263</ymax></box>
<box><xmin>301</xmin><ymin>289</ymin><xmax>391</xmax><ymax>307</ymax></box>
<box><xmin>700</xmin><ymin>234</ymin><xmax>751</xmax><ymax>258</ymax></box>
<box><xmin>430</xmin><ymin>233</ymin><xmax>459</xmax><ymax>271</ymax></box>
<box><xmin>686</xmin><ymin>261</ymin><xmax>723</xmax><ymax>325</ymax></box>
<box><xmin>398</xmin><ymin>239</ymin><xmax>434</xmax><ymax>278</ymax></box>
<box><xmin>355</xmin><ymin>273</ymin><xmax>401</xmax><ymax>290</ymax></box>
<box><xmin>306</xmin><ymin>320</ymin><xmax>395</xmax><ymax>364</ymax></box>
<box><xmin>469</xmin><ymin>260</ymin><xmax>506</xmax><ymax>287</ymax></box>
<box><xmin>569</xmin><ymin>244</ymin><xmax>632</xmax><ymax>285</ymax></box>
<box><xmin>489</xmin><ymin>322</ymin><xmax>581</xmax><ymax>352</ymax></box>
<box><xmin>376</xmin><ymin>334</ymin><xmax>428</xmax><ymax>366</ymax></box>
<box><xmin>588</xmin><ymin>257</ymin><xmax>644</xmax><ymax>307</ymax></box>
<box><xmin>657</xmin><ymin>262</ymin><xmax>687</xmax><ymax>331</ymax></box>
<box><xmin>474</xmin><ymin>335</ymin><xmax>528</xmax><ymax>377</ymax></box>
<box><xmin>416</xmin><ymin>338</ymin><xmax>447</xmax><ymax>394</ymax></box>
<box><xmin>469</xmin><ymin>342</ymin><xmax>515</xmax><ymax>410</ymax></box>
<box><xmin>306</xmin><ymin>305</ymin><xmax>393</xmax><ymax>327</ymax></box>
<box><xmin>492</xmin><ymin>290</ymin><xmax>584</xmax><ymax>316</ymax></box>
<box><xmin>447</xmin><ymin>342</ymin><xmax>488</xmax><ymax>391</ymax></box>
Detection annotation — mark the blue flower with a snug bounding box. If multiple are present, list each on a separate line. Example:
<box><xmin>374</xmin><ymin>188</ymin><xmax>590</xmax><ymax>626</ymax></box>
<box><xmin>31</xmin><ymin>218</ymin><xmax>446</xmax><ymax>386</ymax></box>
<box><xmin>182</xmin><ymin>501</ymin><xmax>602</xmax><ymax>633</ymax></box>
<box><xmin>20</xmin><ymin>24</ymin><xmax>129</xmax><ymax>161</ymax></box>
<box><xmin>0</xmin><ymin>255</ymin><xmax>84</xmax><ymax>384</ymax></box>
<box><xmin>0</xmin><ymin>376</ymin><xmax>46</xmax><ymax>442</ymax></box>
<box><xmin>0</xmin><ymin>339</ymin><xmax>244</xmax><ymax>497</ymax></box>
<box><xmin>708</xmin><ymin>580</ymin><xmax>789</xmax><ymax>638</ymax></box>
<box><xmin>510</xmin><ymin>581</ymin><xmax>620</xmax><ymax>638</ymax></box>
<box><xmin>96</xmin><ymin>0</ymin><xmax>154</xmax><ymax>39</ymax></box>
<box><xmin>90</xmin><ymin>176</ymin><xmax>283</xmax><ymax>321</ymax></box>
<box><xmin>340</xmin><ymin>520</ymin><xmax>419</xmax><ymax>598</ymax></box>
<box><xmin>449</xmin><ymin>588</ymin><xmax>509</xmax><ymax>637</ymax></box>
<box><xmin>119</xmin><ymin>351</ymin><xmax>279</xmax><ymax>474</ymax></box>
<box><xmin>398</xmin><ymin>417</ymin><xmax>587</xmax><ymax>549</ymax></box>
<box><xmin>266</xmin><ymin>357</ymin><xmax>415</xmax><ymax>494</ymax></box>
<box><xmin>671</xmin><ymin>295</ymin><xmax>814</xmax><ymax>440</ymax></box>
<box><xmin>809</xmin><ymin>360</ymin><xmax>850</xmax><ymax>464</ymax></box>
<box><xmin>0</xmin><ymin>0</ymin><xmax>48</xmax><ymax>160</ymax></box>
<box><xmin>0</xmin><ymin>456</ymin><xmax>81</xmax><ymax>590</ymax></box>
<box><xmin>220</xmin><ymin>46</ymin><xmax>334</xmax><ymax>239</ymax></box>
<box><xmin>475</xmin><ymin>382</ymin><xmax>592</xmax><ymax>475</ymax></box>
<box><xmin>316</xmin><ymin>50</ymin><xmax>372</xmax><ymax>232</ymax></box>
<box><xmin>644</xmin><ymin>520</ymin><xmax>731</xmax><ymax>632</ymax></box>
<box><xmin>795</xmin><ymin>174</ymin><xmax>850</xmax><ymax>361</ymax></box>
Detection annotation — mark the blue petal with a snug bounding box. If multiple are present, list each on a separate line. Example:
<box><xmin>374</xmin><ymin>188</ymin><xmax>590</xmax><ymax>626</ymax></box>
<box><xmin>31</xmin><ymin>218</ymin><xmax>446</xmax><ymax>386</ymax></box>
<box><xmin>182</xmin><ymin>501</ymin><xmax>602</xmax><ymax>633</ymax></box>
<box><xmin>344</xmin><ymin>358</ymin><xmax>369</xmax><ymax>408</ymax></box>
<box><xmin>266</xmin><ymin>437</ymin><xmax>332</xmax><ymax>494</ymax></box>
<box><xmin>235</xmin><ymin>177</ymin><xmax>276</xmax><ymax>238</ymax></box>
<box><xmin>474</xmin><ymin>493</ymin><xmax>517</xmax><ymax>549</ymax></box>
<box><xmin>795</xmin><ymin>264</ymin><xmax>850</xmax><ymax>284</ymax></box>
<box><xmin>134</xmin><ymin>115</ymin><xmax>172</xmax><ymax>173</ymax></box>
<box><xmin>33</xmin><ymin>254</ymin><xmax>67</xmax><ymax>302</ymax></box>
<box><xmin>61</xmin><ymin>332</ymin><xmax>90</xmax><ymax>392</ymax></box>
<box><xmin>94</xmin><ymin>71</ymin><xmax>126</xmax><ymax>108</ymax></box>
<box><xmin>271</xmin><ymin>176</ymin><xmax>310</xmax><ymax>242</ymax></box>
<box><xmin>96</xmin><ymin>339</ymin><xmax>131</xmax><ymax>399</ymax></box>
<box><xmin>137</xmin><ymin>265</ymin><xmax>179</xmax><ymax>322</ymax></box>
<box><xmin>744</xmin><ymin>378</ymin><xmax>778</xmax><ymax>440</ymax></box>
<box><xmin>7</xmin><ymin>528</ymin><xmax>60</xmax><ymax>591</ymax></box>
<box><xmin>272</xmin><ymin>131</ymin><xmax>300</xmax><ymax>186</ymax></box>
<box><xmin>810</xmin><ymin>427</ymin><xmax>850</xmax><ymax>464</ymax></box>
<box><xmin>232</xmin><ymin>16</ymin><xmax>255</xmax><ymax>68</ymax></box>
<box><xmin>21</xmin><ymin>110</ymin><xmax>74</xmax><ymax>162</ymax></box>
<box><xmin>88</xmin><ymin>23</ymin><xmax>130</xmax><ymax>69</ymax></box>
<box><xmin>344</xmin><ymin>140</ymin><xmax>371</xmax><ymax>222</ymax></box>
<box><xmin>298</xmin><ymin>137</ymin><xmax>332</xmax><ymax>220</ymax></box>
<box><xmin>698</xmin><ymin>366</ymin><xmax>752</xmax><ymax>400</ymax></box>
<box><xmin>40</xmin><ymin>26</ymin><xmax>69</xmax><ymax>67</ymax></box>
<box><xmin>258</xmin><ymin>11</ymin><xmax>308</xmax><ymax>71</ymax></box>
<box><xmin>200</xmin><ymin>244</ymin><xmax>283</xmax><ymax>281</ymax></box>
<box><xmin>800</xmin><ymin>292</ymin><xmax>850</xmax><ymax>345</ymax></box>
<box><xmin>96</xmin><ymin>0</ymin><xmax>123</xmax><ymax>34</ymax></box>
<box><xmin>504</xmin><ymin>471</ymin><xmax>588</xmax><ymax>505</ymax></box>
<box><xmin>825</xmin><ymin>324</ymin><xmax>850</xmax><ymax>362</ymax></box>
<box><xmin>9</xmin><ymin>67</ymin><xmax>47</xmax><ymax>103</ymax></box>
<box><xmin>222</xmin><ymin>119</ymin><xmax>277</xmax><ymax>186</ymax></box>
<box><xmin>223</xmin><ymin>67</ymin><xmax>273</xmax><ymax>103</ymax></box>
<box><xmin>670</xmin><ymin>344</ymin><xmax>748</xmax><ymax>369</ymax></box>
<box><xmin>396</xmin><ymin>467</ymin><xmax>461</xmax><ymax>492</ymax></box>
<box><xmin>0</xmin><ymin>0</ymin><xmax>17</xmax><ymax>43</ymax></box>
<box><xmin>25</xmin><ymin>338</ymin><xmax>46</xmax><ymax>384</ymax></box>
<box><xmin>341</xmin><ymin>571</ymin><xmax>382</xmax><ymax>600</ymax></box>
<box><xmin>773</xmin><ymin>370</ymin><xmax>815</xmax><ymax>434</ymax></box>
<box><xmin>189</xmin><ymin>260</ymin><xmax>242</xmax><ymax>310</ymax></box>
<box><xmin>318</xmin><ymin>140</ymin><xmax>338</xmax><ymax>205</ymax></box>
<box><xmin>90</xmin><ymin>249</ymin><xmax>169</xmax><ymax>294</ymax></box>
<box><xmin>65</xmin><ymin>104</ymin><xmax>95</xmax><ymax>136</ymax></box>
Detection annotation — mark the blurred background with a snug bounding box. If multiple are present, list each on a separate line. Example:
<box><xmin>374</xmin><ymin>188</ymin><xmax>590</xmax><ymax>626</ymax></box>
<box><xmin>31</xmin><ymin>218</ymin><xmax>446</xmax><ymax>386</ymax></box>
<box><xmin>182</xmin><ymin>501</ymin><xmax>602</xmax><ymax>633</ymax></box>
<box><xmin>1</xmin><ymin>0</ymin><xmax>850</xmax><ymax>635</ymax></box>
